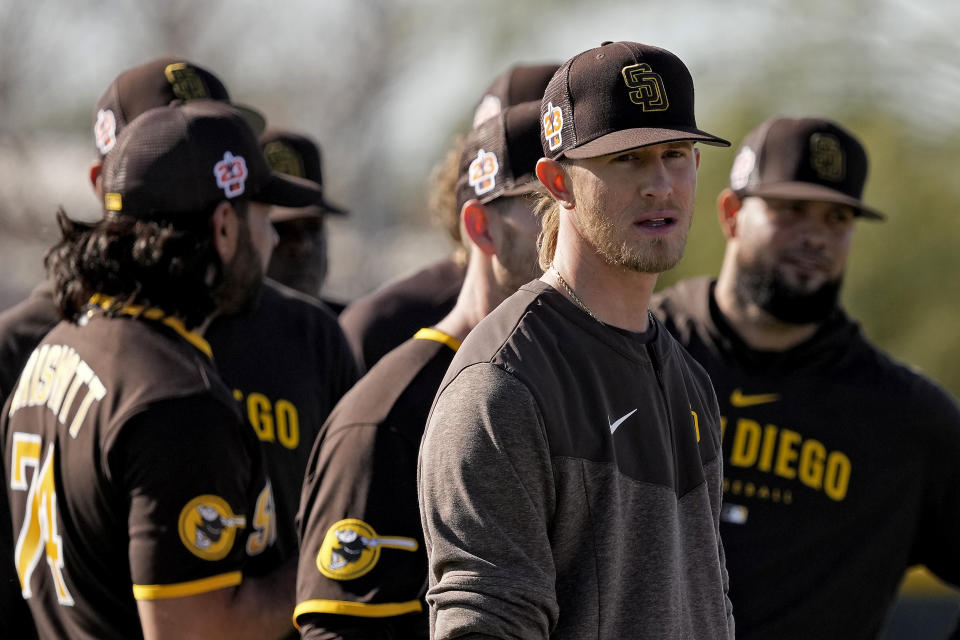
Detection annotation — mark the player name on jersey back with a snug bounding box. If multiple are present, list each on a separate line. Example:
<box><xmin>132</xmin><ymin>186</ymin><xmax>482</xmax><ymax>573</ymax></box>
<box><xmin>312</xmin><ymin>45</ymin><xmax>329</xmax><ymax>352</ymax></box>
<box><xmin>6</xmin><ymin>344</ymin><xmax>107</xmax><ymax>437</ymax></box>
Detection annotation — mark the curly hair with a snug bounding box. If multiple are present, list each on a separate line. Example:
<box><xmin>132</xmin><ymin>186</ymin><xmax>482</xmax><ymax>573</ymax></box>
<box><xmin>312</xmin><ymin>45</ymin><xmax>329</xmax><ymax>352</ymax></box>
<box><xmin>427</xmin><ymin>135</ymin><xmax>467</xmax><ymax>265</ymax></box>
<box><xmin>44</xmin><ymin>204</ymin><xmax>243</xmax><ymax>329</ymax></box>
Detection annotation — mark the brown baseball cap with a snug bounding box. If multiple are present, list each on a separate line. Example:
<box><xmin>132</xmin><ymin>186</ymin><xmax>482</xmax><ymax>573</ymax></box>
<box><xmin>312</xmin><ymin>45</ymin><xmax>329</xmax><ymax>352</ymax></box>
<box><xmin>457</xmin><ymin>101</ymin><xmax>543</xmax><ymax>211</ymax></box>
<box><xmin>541</xmin><ymin>41</ymin><xmax>728</xmax><ymax>160</ymax></box>
<box><xmin>728</xmin><ymin>117</ymin><xmax>884</xmax><ymax>220</ymax></box>
<box><xmin>93</xmin><ymin>57</ymin><xmax>266</xmax><ymax>157</ymax></box>
<box><xmin>259</xmin><ymin>129</ymin><xmax>347</xmax><ymax>222</ymax></box>
<box><xmin>472</xmin><ymin>63</ymin><xmax>561</xmax><ymax>129</ymax></box>
<box><xmin>100</xmin><ymin>101</ymin><xmax>322</xmax><ymax>222</ymax></box>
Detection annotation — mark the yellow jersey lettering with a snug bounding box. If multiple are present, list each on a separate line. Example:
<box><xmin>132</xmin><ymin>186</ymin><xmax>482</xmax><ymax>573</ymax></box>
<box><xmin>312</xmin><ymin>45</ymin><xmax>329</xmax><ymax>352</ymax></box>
<box><xmin>720</xmin><ymin>416</ymin><xmax>727</xmax><ymax>440</ymax></box>
<box><xmin>45</xmin><ymin>348</ymin><xmax>81</xmax><ymax>418</ymax></box>
<box><xmin>274</xmin><ymin>400</ymin><xmax>299</xmax><ymax>449</ymax></box>
<box><xmin>798</xmin><ymin>438</ymin><xmax>827</xmax><ymax>490</ymax></box>
<box><xmin>68</xmin><ymin>377</ymin><xmax>107</xmax><ymax>438</ymax></box>
<box><xmin>246</xmin><ymin>482</ymin><xmax>277</xmax><ymax>556</ymax></box>
<box><xmin>823</xmin><ymin>452</ymin><xmax>851</xmax><ymax>501</ymax></box>
<box><xmin>757</xmin><ymin>424</ymin><xmax>778</xmax><ymax>472</ymax></box>
<box><xmin>11</xmin><ymin>440</ymin><xmax>74</xmax><ymax>605</ymax></box>
<box><xmin>723</xmin><ymin>417</ymin><xmax>852</xmax><ymax>502</ymax></box>
<box><xmin>774</xmin><ymin>428</ymin><xmax>802</xmax><ymax>479</ymax></box>
<box><xmin>246</xmin><ymin>393</ymin><xmax>275</xmax><ymax>442</ymax></box>
<box><xmin>730</xmin><ymin>418</ymin><xmax>761</xmax><ymax>467</ymax></box>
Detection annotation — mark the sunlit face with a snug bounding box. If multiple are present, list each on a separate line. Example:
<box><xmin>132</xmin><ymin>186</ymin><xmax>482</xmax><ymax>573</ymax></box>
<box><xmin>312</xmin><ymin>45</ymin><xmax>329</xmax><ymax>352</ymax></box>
<box><xmin>488</xmin><ymin>194</ymin><xmax>543</xmax><ymax>294</ymax></box>
<box><xmin>266</xmin><ymin>214</ymin><xmax>327</xmax><ymax>297</ymax></box>
<box><xmin>732</xmin><ymin>196</ymin><xmax>856</xmax><ymax>322</ymax></box>
<box><xmin>566</xmin><ymin>141</ymin><xmax>700</xmax><ymax>273</ymax></box>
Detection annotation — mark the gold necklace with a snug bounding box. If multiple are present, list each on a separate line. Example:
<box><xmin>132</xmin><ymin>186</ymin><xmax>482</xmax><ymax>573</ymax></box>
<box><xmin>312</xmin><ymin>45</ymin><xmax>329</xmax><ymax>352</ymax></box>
<box><xmin>551</xmin><ymin>264</ymin><xmax>604</xmax><ymax>325</ymax></box>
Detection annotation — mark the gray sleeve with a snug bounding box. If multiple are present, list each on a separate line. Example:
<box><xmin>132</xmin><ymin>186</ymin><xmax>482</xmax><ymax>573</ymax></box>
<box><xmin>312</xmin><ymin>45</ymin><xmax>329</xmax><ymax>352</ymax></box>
<box><xmin>418</xmin><ymin>363</ymin><xmax>558</xmax><ymax>639</ymax></box>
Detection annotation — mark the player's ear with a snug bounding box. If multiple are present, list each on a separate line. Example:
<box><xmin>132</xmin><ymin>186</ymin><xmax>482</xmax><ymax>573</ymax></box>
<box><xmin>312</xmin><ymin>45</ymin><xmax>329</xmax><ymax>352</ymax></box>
<box><xmin>211</xmin><ymin>200</ymin><xmax>240</xmax><ymax>263</ymax></box>
<box><xmin>717</xmin><ymin>188</ymin><xmax>742</xmax><ymax>239</ymax></box>
<box><xmin>89</xmin><ymin>161</ymin><xmax>103</xmax><ymax>196</ymax></box>
<box><xmin>462</xmin><ymin>199</ymin><xmax>496</xmax><ymax>257</ymax></box>
<box><xmin>536</xmin><ymin>158</ymin><xmax>575</xmax><ymax>210</ymax></box>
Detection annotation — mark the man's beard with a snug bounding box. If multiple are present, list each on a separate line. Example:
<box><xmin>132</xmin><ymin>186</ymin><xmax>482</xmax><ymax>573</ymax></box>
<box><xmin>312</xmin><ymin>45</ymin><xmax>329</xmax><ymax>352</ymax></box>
<box><xmin>735</xmin><ymin>261</ymin><xmax>842</xmax><ymax>324</ymax></box>
<box><xmin>216</xmin><ymin>226</ymin><xmax>264</xmax><ymax>316</ymax></box>
<box><xmin>577</xmin><ymin>202</ymin><xmax>691</xmax><ymax>274</ymax></box>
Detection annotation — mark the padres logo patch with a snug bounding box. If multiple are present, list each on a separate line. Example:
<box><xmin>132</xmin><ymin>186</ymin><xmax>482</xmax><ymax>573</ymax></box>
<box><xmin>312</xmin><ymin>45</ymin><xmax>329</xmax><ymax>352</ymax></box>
<box><xmin>729</xmin><ymin>146</ymin><xmax>756</xmax><ymax>191</ymax></box>
<box><xmin>543</xmin><ymin>101</ymin><xmax>563</xmax><ymax>151</ymax></box>
<box><xmin>214</xmin><ymin>151</ymin><xmax>249</xmax><ymax>198</ymax></box>
<box><xmin>94</xmin><ymin>109</ymin><xmax>118</xmax><ymax>155</ymax></box>
<box><xmin>809</xmin><ymin>133</ymin><xmax>845</xmax><ymax>182</ymax></box>
<box><xmin>178</xmin><ymin>495</ymin><xmax>247</xmax><ymax>561</ymax></box>
<box><xmin>317</xmin><ymin>518</ymin><xmax>417</xmax><ymax>581</ymax></box>
<box><xmin>263</xmin><ymin>141</ymin><xmax>304</xmax><ymax>178</ymax></box>
<box><xmin>164</xmin><ymin>63</ymin><xmax>210</xmax><ymax>101</ymax></box>
<box><xmin>621</xmin><ymin>63</ymin><xmax>669</xmax><ymax>112</ymax></box>
<box><xmin>468</xmin><ymin>149</ymin><xmax>499</xmax><ymax>196</ymax></box>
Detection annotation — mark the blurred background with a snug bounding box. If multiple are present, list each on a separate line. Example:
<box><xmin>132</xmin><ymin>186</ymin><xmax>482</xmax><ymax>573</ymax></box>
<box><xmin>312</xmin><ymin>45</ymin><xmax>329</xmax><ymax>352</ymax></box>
<box><xmin>0</xmin><ymin>0</ymin><xmax>957</xmax><ymax>635</ymax></box>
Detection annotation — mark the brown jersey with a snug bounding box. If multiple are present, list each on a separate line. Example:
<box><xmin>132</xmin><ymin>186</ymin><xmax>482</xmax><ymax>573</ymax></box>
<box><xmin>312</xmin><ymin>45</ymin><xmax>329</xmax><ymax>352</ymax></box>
<box><xmin>295</xmin><ymin>329</ymin><xmax>458</xmax><ymax>639</ymax></box>
<box><xmin>339</xmin><ymin>258</ymin><xmax>465</xmax><ymax>372</ymax></box>
<box><xmin>206</xmin><ymin>279</ymin><xmax>358</xmax><ymax>562</ymax></box>
<box><xmin>1</xmin><ymin>302</ymin><xmax>274</xmax><ymax>640</ymax></box>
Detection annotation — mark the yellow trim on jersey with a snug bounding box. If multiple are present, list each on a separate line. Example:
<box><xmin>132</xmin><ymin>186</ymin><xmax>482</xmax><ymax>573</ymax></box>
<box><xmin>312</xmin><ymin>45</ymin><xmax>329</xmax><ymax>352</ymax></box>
<box><xmin>413</xmin><ymin>328</ymin><xmax>460</xmax><ymax>352</ymax></box>
<box><xmin>88</xmin><ymin>294</ymin><xmax>213</xmax><ymax>360</ymax></box>
<box><xmin>132</xmin><ymin>571</ymin><xmax>242</xmax><ymax>600</ymax></box>
<box><xmin>293</xmin><ymin>598</ymin><xmax>423</xmax><ymax>626</ymax></box>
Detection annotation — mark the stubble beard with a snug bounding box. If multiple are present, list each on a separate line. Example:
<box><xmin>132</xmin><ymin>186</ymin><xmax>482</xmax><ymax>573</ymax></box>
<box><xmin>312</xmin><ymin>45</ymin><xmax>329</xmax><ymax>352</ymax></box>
<box><xmin>577</xmin><ymin>202</ymin><xmax>692</xmax><ymax>274</ymax></box>
<box><xmin>216</xmin><ymin>226</ymin><xmax>265</xmax><ymax>316</ymax></box>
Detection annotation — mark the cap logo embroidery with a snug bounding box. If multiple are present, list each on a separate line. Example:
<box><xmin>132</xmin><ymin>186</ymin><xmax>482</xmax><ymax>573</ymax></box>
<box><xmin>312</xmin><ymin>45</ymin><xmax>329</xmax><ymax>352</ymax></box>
<box><xmin>164</xmin><ymin>63</ymin><xmax>210</xmax><ymax>101</ymax></box>
<box><xmin>468</xmin><ymin>148</ymin><xmax>499</xmax><ymax>196</ymax></box>
<box><xmin>263</xmin><ymin>141</ymin><xmax>304</xmax><ymax>178</ymax></box>
<box><xmin>104</xmin><ymin>193</ymin><xmax>122</xmax><ymax>211</ymax></box>
<box><xmin>809</xmin><ymin>133</ymin><xmax>845</xmax><ymax>182</ymax></box>
<box><xmin>94</xmin><ymin>109</ymin><xmax>118</xmax><ymax>155</ymax></box>
<box><xmin>729</xmin><ymin>147</ymin><xmax>756</xmax><ymax>190</ymax></box>
<box><xmin>214</xmin><ymin>151</ymin><xmax>249</xmax><ymax>198</ymax></box>
<box><xmin>543</xmin><ymin>102</ymin><xmax>563</xmax><ymax>151</ymax></box>
<box><xmin>621</xmin><ymin>63</ymin><xmax>669</xmax><ymax>112</ymax></box>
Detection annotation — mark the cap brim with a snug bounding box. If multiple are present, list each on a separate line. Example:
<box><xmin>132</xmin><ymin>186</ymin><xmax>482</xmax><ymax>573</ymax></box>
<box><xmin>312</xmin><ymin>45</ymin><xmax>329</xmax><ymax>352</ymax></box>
<box><xmin>563</xmin><ymin>127</ymin><xmax>730</xmax><ymax>160</ymax></box>
<box><xmin>255</xmin><ymin>172</ymin><xmax>324</xmax><ymax>208</ymax></box>
<box><xmin>234</xmin><ymin>103</ymin><xmax>267</xmax><ymax>136</ymax></box>
<box><xmin>269</xmin><ymin>200</ymin><xmax>347</xmax><ymax>222</ymax></box>
<box><xmin>738</xmin><ymin>182</ymin><xmax>885</xmax><ymax>221</ymax></box>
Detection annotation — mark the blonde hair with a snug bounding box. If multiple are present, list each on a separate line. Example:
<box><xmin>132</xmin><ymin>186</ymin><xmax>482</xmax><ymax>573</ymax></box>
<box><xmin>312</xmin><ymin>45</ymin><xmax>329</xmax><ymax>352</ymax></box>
<box><xmin>534</xmin><ymin>192</ymin><xmax>560</xmax><ymax>270</ymax></box>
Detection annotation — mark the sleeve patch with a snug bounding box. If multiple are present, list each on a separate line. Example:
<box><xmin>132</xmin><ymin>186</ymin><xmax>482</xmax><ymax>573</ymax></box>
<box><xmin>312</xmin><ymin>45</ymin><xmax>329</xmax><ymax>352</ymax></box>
<box><xmin>177</xmin><ymin>495</ymin><xmax>246</xmax><ymax>561</ymax></box>
<box><xmin>317</xmin><ymin>518</ymin><xmax>418</xmax><ymax>581</ymax></box>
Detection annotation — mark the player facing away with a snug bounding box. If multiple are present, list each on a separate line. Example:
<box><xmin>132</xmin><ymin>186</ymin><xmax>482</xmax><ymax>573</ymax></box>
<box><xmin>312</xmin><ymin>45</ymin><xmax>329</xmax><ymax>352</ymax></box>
<box><xmin>418</xmin><ymin>41</ymin><xmax>735</xmax><ymax>639</ymax></box>
<box><xmin>337</xmin><ymin>63</ymin><xmax>559</xmax><ymax>373</ymax></box>
<box><xmin>294</xmin><ymin>100</ymin><xmax>545</xmax><ymax>639</ymax></box>
<box><xmin>1</xmin><ymin>101</ymin><xmax>324</xmax><ymax>640</ymax></box>
<box><xmin>651</xmin><ymin>116</ymin><xmax>960</xmax><ymax>639</ymax></box>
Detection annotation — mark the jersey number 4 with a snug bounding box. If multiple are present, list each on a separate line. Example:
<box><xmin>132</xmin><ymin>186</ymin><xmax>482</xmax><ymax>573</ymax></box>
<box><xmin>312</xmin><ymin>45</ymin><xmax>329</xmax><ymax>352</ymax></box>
<box><xmin>9</xmin><ymin>432</ymin><xmax>75</xmax><ymax>605</ymax></box>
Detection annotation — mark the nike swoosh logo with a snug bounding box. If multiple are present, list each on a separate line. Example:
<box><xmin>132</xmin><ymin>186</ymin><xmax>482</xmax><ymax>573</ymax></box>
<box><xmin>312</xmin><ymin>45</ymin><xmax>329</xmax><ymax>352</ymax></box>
<box><xmin>729</xmin><ymin>388</ymin><xmax>780</xmax><ymax>408</ymax></box>
<box><xmin>609</xmin><ymin>408</ymin><xmax>638</xmax><ymax>433</ymax></box>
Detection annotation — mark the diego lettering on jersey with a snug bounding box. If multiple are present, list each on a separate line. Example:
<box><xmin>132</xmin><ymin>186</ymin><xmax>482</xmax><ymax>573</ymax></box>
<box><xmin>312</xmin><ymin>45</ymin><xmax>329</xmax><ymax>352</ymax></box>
<box><xmin>720</xmin><ymin>416</ymin><xmax>852</xmax><ymax>503</ymax></box>
<box><xmin>232</xmin><ymin>389</ymin><xmax>301</xmax><ymax>450</ymax></box>
<box><xmin>7</xmin><ymin>345</ymin><xmax>108</xmax><ymax>438</ymax></box>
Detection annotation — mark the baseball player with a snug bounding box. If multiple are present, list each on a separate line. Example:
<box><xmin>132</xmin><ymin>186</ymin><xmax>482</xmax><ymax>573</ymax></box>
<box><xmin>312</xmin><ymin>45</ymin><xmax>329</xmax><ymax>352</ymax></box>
<box><xmin>418</xmin><ymin>41</ymin><xmax>734</xmax><ymax>638</ymax></box>
<box><xmin>337</xmin><ymin>62</ymin><xmax>559</xmax><ymax>372</ymax></box>
<box><xmin>0</xmin><ymin>58</ymin><xmax>360</xmax><ymax>637</ymax></box>
<box><xmin>651</xmin><ymin>117</ymin><xmax>960</xmax><ymax>639</ymax></box>
<box><xmin>0</xmin><ymin>55</ymin><xmax>268</xmax><ymax>639</ymax></box>
<box><xmin>1</xmin><ymin>100</ymin><xmax>321</xmax><ymax>639</ymax></box>
<box><xmin>294</xmin><ymin>101</ymin><xmax>545</xmax><ymax>639</ymax></box>
<box><xmin>259</xmin><ymin>129</ymin><xmax>350</xmax><ymax>313</ymax></box>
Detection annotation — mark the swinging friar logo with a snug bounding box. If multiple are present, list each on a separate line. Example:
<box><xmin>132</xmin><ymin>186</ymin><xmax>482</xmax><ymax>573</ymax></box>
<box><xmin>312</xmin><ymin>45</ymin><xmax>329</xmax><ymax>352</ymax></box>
<box><xmin>178</xmin><ymin>495</ymin><xmax>247</xmax><ymax>561</ymax></box>
<box><xmin>317</xmin><ymin>518</ymin><xmax>418</xmax><ymax>581</ymax></box>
